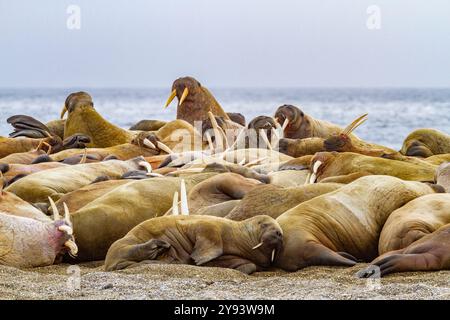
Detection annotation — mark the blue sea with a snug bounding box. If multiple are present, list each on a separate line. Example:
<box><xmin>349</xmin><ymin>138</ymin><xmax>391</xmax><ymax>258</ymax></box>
<box><xmin>0</xmin><ymin>88</ymin><xmax>449</xmax><ymax>150</ymax></box>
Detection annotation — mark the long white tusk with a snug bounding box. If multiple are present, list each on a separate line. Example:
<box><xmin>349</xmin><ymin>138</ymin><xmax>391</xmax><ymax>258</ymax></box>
<box><xmin>218</xmin><ymin>126</ymin><xmax>230</xmax><ymax>149</ymax></box>
<box><xmin>282</xmin><ymin>118</ymin><xmax>289</xmax><ymax>131</ymax></box>
<box><xmin>224</xmin><ymin>128</ymin><xmax>245</xmax><ymax>155</ymax></box>
<box><xmin>146</xmin><ymin>172</ymin><xmax>165</xmax><ymax>177</ymax></box>
<box><xmin>172</xmin><ymin>191</ymin><xmax>179</xmax><ymax>215</ymax></box>
<box><xmin>304</xmin><ymin>172</ymin><xmax>312</xmax><ymax>185</ymax></box>
<box><xmin>143</xmin><ymin>138</ymin><xmax>156</xmax><ymax>149</ymax></box>
<box><xmin>157</xmin><ymin>141</ymin><xmax>174</xmax><ymax>154</ymax></box>
<box><xmin>63</xmin><ymin>202</ymin><xmax>72</xmax><ymax>226</ymax></box>
<box><xmin>205</xmin><ymin>131</ymin><xmax>214</xmax><ymax>153</ymax></box>
<box><xmin>309</xmin><ymin>172</ymin><xmax>317</xmax><ymax>184</ymax></box>
<box><xmin>312</xmin><ymin>160</ymin><xmax>322</xmax><ymax>174</ymax></box>
<box><xmin>271</xmin><ymin>249</ymin><xmax>276</xmax><ymax>262</ymax></box>
<box><xmin>244</xmin><ymin>156</ymin><xmax>268</xmax><ymax>167</ymax></box>
<box><xmin>238</xmin><ymin>158</ymin><xmax>246</xmax><ymax>166</ymax></box>
<box><xmin>49</xmin><ymin>197</ymin><xmax>60</xmax><ymax>221</ymax></box>
<box><xmin>252</xmin><ymin>242</ymin><xmax>263</xmax><ymax>250</ymax></box>
<box><xmin>180</xmin><ymin>179</ymin><xmax>189</xmax><ymax>215</ymax></box>
<box><xmin>259</xmin><ymin>129</ymin><xmax>272</xmax><ymax>150</ymax></box>
<box><xmin>138</xmin><ymin>161</ymin><xmax>152</xmax><ymax>173</ymax></box>
<box><xmin>208</xmin><ymin>111</ymin><xmax>224</xmax><ymax>151</ymax></box>
<box><xmin>58</xmin><ymin>225</ymin><xmax>73</xmax><ymax>235</ymax></box>
<box><xmin>65</xmin><ymin>240</ymin><xmax>78</xmax><ymax>256</ymax></box>
<box><xmin>164</xmin><ymin>89</ymin><xmax>177</xmax><ymax>109</ymax></box>
<box><xmin>178</xmin><ymin>87</ymin><xmax>189</xmax><ymax>106</ymax></box>
<box><xmin>271</xmin><ymin>128</ymin><xmax>279</xmax><ymax>149</ymax></box>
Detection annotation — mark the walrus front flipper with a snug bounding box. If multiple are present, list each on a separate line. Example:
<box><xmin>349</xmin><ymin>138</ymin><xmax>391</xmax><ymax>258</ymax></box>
<box><xmin>358</xmin><ymin>224</ymin><xmax>450</xmax><ymax>277</ymax></box>
<box><xmin>204</xmin><ymin>255</ymin><xmax>258</xmax><ymax>274</ymax></box>
<box><xmin>7</xmin><ymin>115</ymin><xmax>52</xmax><ymax>138</ymax></box>
<box><xmin>177</xmin><ymin>220</ymin><xmax>223</xmax><ymax>265</ymax></box>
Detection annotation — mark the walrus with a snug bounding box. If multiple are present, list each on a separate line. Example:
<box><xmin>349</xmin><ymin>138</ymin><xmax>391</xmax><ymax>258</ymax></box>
<box><xmin>66</xmin><ymin>172</ymin><xmax>217</xmax><ymax>261</ymax></box>
<box><xmin>104</xmin><ymin>215</ymin><xmax>283</xmax><ymax>274</ymax></box>
<box><xmin>435</xmin><ymin>162</ymin><xmax>450</xmax><ymax>192</ymax></box>
<box><xmin>274</xmin><ymin>104</ymin><xmax>346</xmax><ymax>139</ymax></box>
<box><xmin>183</xmin><ymin>173</ymin><xmax>263</xmax><ymax>215</ymax></box>
<box><xmin>274</xmin><ymin>175</ymin><xmax>441</xmax><ymax>271</ymax></box>
<box><xmin>225</xmin><ymin>183</ymin><xmax>342</xmax><ymax>221</ymax></box>
<box><xmin>0</xmin><ymin>135</ymin><xmax>62</xmax><ymax>160</ymax></box>
<box><xmin>164</xmin><ymin>76</ymin><xmax>230</xmax><ymax>126</ymax></box>
<box><xmin>308</xmin><ymin>151</ymin><xmax>437</xmax><ymax>184</ymax></box>
<box><xmin>0</xmin><ymin>161</ymin><xmax>68</xmax><ymax>186</ymax></box>
<box><xmin>5</xmin><ymin>157</ymin><xmax>145</xmax><ymax>204</ymax></box>
<box><xmin>357</xmin><ymin>194</ymin><xmax>450</xmax><ymax>277</ymax></box>
<box><xmin>0</xmin><ymin>200</ymin><xmax>77</xmax><ymax>268</ymax></box>
<box><xmin>128</xmin><ymin>119</ymin><xmax>167</xmax><ymax>131</ymax></box>
<box><xmin>277</xmin><ymin>137</ymin><xmax>325</xmax><ymax>158</ymax></box>
<box><xmin>400</xmin><ymin>128</ymin><xmax>450</xmax><ymax>157</ymax></box>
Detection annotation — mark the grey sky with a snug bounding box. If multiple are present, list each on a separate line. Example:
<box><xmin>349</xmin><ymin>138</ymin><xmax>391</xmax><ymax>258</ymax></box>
<box><xmin>0</xmin><ymin>0</ymin><xmax>449</xmax><ymax>88</ymax></box>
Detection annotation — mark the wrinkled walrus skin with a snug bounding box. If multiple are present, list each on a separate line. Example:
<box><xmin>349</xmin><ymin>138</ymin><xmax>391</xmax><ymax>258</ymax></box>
<box><xmin>274</xmin><ymin>175</ymin><xmax>440</xmax><ymax>271</ymax></box>
<box><xmin>104</xmin><ymin>215</ymin><xmax>283</xmax><ymax>274</ymax></box>
<box><xmin>5</xmin><ymin>158</ymin><xmax>144</xmax><ymax>204</ymax></box>
<box><xmin>67</xmin><ymin>173</ymin><xmax>217</xmax><ymax>262</ymax></box>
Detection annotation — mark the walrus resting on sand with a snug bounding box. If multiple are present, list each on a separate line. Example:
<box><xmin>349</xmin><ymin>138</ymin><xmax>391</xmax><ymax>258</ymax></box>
<box><xmin>400</xmin><ymin>128</ymin><xmax>450</xmax><ymax>157</ymax></box>
<box><xmin>358</xmin><ymin>194</ymin><xmax>450</xmax><ymax>277</ymax></box>
<box><xmin>104</xmin><ymin>215</ymin><xmax>283</xmax><ymax>274</ymax></box>
<box><xmin>274</xmin><ymin>175</ymin><xmax>441</xmax><ymax>271</ymax></box>
<box><xmin>0</xmin><ymin>199</ymin><xmax>77</xmax><ymax>268</ymax></box>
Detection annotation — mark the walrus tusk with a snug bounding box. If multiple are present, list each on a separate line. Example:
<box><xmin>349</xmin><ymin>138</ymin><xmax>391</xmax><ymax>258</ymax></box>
<box><xmin>79</xmin><ymin>148</ymin><xmax>88</xmax><ymax>164</ymax></box>
<box><xmin>205</xmin><ymin>131</ymin><xmax>214</xmax><ymax>153</ymax></box>
<box><xmin>147</xmin><ymin>172</ymin><xmax>165</xmax><ymax>177</ymax></box>
<box><xmin>222</xmin><ymin>128</ymin><xmax>245</xmax><ymax>156</ymax></box>
<box><xmin>58</xmin><ymin>225</ymin><xmax>73</xmax><ymax>235</ymax></box>
<box><xmin>43</xmin><ymin>142</ymin><xmax>52</xmax><ymax>155</ymax></box>
<box><xmin>63</xmin><ymin>202</ymin><xmax>72</xmax><ymax>226</ymax></box>
<box><xmin>312</xmin><ymin>161</ymin><xmax>322</xmax><ymax>174</ymax></box>
<box><xmin>180</xmin><ymin>179</ymin><xmax>189</xmax><ymax>215</ymax></box>
<box><xmin>304</xmin><ymin>172</ymin><xmax>312</xmax><ymax>185</ymax></box>
<box><xmin>60</xmin><ymin>105</ymin><xmax>67</xmax><ymax>119</ymax></box>
<box><xmin>143</xmin><ymin>138</ymin><xmax>156</xmax><ymax>149</ymax></box>
<box><xmin>259</xmin><ymin>129</ymin><xmax>272</xmax><ymax>150</ymax></box>
<box><xmin>271</xmin><ymin>128</ymin><xmax>280</xmax><ymax>149</ymax></box>
<box><xmin>172</xmin><ymin>191</ymin><xmax>179</xmax><ymax>215</ymax></box>
<box><xmin>156</xmin><ymin>141</ymin><xmax>174</xmax><ymax>154</ymax></box>
<box><xmin>218</xmin><ymin>126</ymin><xmax>230</xmax><ymax>149</ymax></box>
<box><xmin>238</xmin><ymin>158</ymin><xmax>246</xmax><ymax>166</ymax></box>
<box><xmin>342</xmin><ymin>113</ymin><xmax>368</xmax><ymax>135</ymax></box>
<box><xmin>281</xmin><ymin>118</ymin><xmax>289</xmax><ymax>131</ymax></box>
<box><xmin>48</xmin><ymin>197</ymin><xmax>60</xmax><ymax>221</ymax></box>
<box><xmin>208</xmin><ymin>111</ymin><xmax>224</xmax><ymax>151</ymax></box>
<box><xmin>244</xmin><ymin>156</ymin><xmax>268</xmax><ymax>167</ymax></box>
<box><xmin>252</xmin><ymin>242</ymin><xmax>263</xmax><ymax>250</ymax></box>
<box><xmin>271</xmin><ymin>249</ymin><xmax>276</xmax><ymax>262</ymax></box>
<box><xmin>164</xmin><ymin>89</ymin><xmax>177</xmax><ymax>109</ymax></box>
<box><xmin>65</xmin><ymin>240</ymin><xmax>78</xmax><ymax>256</ymax></box>
<box><xmin>309</xmin><ymin>173</ymin><xmax>317</xmax><ymax>184</ymax></box>
<box><xmin>178</xmin><ymin>87</ymin><xmax>189</xmax><ymax>106</ymax></box>
<box><xmin>138</xmin><ymin>161</ymin><xmax>152</xmax><ymax>173</ymax></box>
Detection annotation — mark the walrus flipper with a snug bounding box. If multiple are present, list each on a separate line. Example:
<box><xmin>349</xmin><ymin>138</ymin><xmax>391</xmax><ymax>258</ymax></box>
<box><xmin>304</xmin><ymin>243</ymin><xmax>357</xmax><ymax>268</ymax></box>
<box><xmin>7</xmin><ymin>115</ymin><xmax>52</xmax><ymax>138</ymax></box>
<box><xmin>204</xmin><ymin>255</ymin><xmax>258</xmax><ymax>274</ymax></box>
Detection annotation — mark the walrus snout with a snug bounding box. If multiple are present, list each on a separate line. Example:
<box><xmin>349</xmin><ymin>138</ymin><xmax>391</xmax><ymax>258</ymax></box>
<box><xmin>323</xmin><ymin>134</ymin><xmax>348</xmax><ymax>152</ymax></box>
<box><xmin>274</xmin><ymin>104</ymin><xmax>304</xmax><ymax>127</ymax></box>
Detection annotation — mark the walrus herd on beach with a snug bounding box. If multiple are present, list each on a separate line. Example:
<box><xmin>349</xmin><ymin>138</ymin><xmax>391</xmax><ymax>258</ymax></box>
<box><xmin>0</xmin><ymin>76</ymin><xmax>449</xmax><ymax>279</ymax></box>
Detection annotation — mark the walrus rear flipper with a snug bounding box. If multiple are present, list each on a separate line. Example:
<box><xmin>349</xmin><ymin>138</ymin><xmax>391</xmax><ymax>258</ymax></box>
<box><xmin>7</xmin><ymin>115</ymin><xmax>52</xmax><ymax>138</ymax></box>
<box><xmin>204</xmin><ymin>255</ymin><xmax>258</xmax><ymax>274</ymax></box>
<box><xmin>305</xmin><ymin>243</ymin><xmax>357</xmax><ymax>268</ymax></box>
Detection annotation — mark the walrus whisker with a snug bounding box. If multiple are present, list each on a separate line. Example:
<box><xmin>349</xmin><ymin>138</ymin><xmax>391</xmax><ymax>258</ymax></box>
<box><xmin>48</xmin><ymin>197</ymin><xmax>60</xmax><ymax>221</ymax></box>
<box><xmin>180</xmin><ymin>179</ymin><xmax>189</xmax><ymax>215</ymax></box>
<box><xmin>178</xmin><ymin>87</ymin><xmax>189</xmax><ymax>106</ymax></box>
<box><xmin>252</xmin><ymin>242</ymin><xmax>263</xmax><ymax>250</ymax></box>
<box><xmin>143</xmin><ymin>138</ymin><xmax>156</xmax><ymax>149</ymax></box>
<box><xmin>172</xmin><ymin>191</ymin><xmax>179</xmax><ymax>215</ymax></box>
<box><xmin>259</xmin><ymin>129</ymin><xmax>272</xmax><ymax>150</ymax></box>
<box><xmin>156</xmin><ymin>141</ymin><xmax>174</xmax><ymax>154</ymax></box>
<box><xmin>164</xmin><ymin>89</ymin><xmax>177</xmax><ymax>109</ymax></box>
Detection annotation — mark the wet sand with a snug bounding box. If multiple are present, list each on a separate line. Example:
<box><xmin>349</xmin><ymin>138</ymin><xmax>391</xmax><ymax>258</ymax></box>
<box><xmin>0</xmin><ymin>262</ymin><xmax>448</xmax><ymax>300</ymax></box>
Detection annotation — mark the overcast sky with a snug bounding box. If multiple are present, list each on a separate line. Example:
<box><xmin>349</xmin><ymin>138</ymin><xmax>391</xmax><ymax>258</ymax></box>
<box><xmin>0</xmin><ymin>0</ymin><xmax>449</xmax><ymax>88</ymax></box>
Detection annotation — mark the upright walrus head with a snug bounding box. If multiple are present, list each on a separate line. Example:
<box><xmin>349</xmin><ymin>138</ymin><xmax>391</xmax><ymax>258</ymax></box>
<box><xmin>60</xmin><ymin>91</ymin><xmax>93</xmax><ymax>119</ymax></box>
<box><xmin>274</xmin><ymin>104</ymin><xmax>309</xmax><ymax>139</ymax></box>
<box><xmin>163</xmin><ymin>76</ymin><xmax>230</xmax><ymax>125</ymax></box>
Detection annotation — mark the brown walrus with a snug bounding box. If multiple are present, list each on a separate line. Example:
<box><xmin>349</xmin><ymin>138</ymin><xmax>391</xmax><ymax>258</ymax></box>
<box><xmin>0</xmin><ymin>161</ymin><xmax>68</xmax><ymax>186</ymax></box>
<box><xmin>5</xmin><ymin>157</ymin><xmax>144</xmax><ymax>204</ymax></box>
<box><xmin>225</xmin><ymin>183</ymin><xmax>342</xmax><ymax>221</ymax></box>
<box><xmin>104</xmin><ymin>215</ymin><xmax>283</xmax><ymax>274</ymax></box>
<box><xmin>357</xmin><ymin>194</ymin><xmax>450</xmax><ymax>277</ymax></box>
<box><xmin>400</xmin><ymin>128</ymin><xmax>450</xmax><ymax>157</ymax></box>
<box><xmin>164</xmin><ymin>76</ymin><xmax>229</xmax><ymax>126</ymax></box>
<box><xmin>66</xmin><ymin>173</ymin><xmax>217</xmax><ymax>261</ymax></box>
<box><xmin>436</xmin><ymin>162</ymin><xmax>450</xmax><ymax>192</ymax></box>
<box><xmin>308</xmin><ymin>151</ymin><xmax>437</xmax><ymax>184</ymax></box>
<box><xmin>274</xmin><ymin>175</ymin><xmax>441</xmax><ymax>271</ymax></box>
<box><xmin>274</xmin><ymin>104</ymin><xmax>345</xmax><ymax>139</ymax></box>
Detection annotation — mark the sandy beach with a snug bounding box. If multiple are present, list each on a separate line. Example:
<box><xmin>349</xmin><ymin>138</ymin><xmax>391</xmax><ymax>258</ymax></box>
<box><xmin>1</xmin><ymin>262</ymin><xmax>448</xmax><ymax>300</ymax></box>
